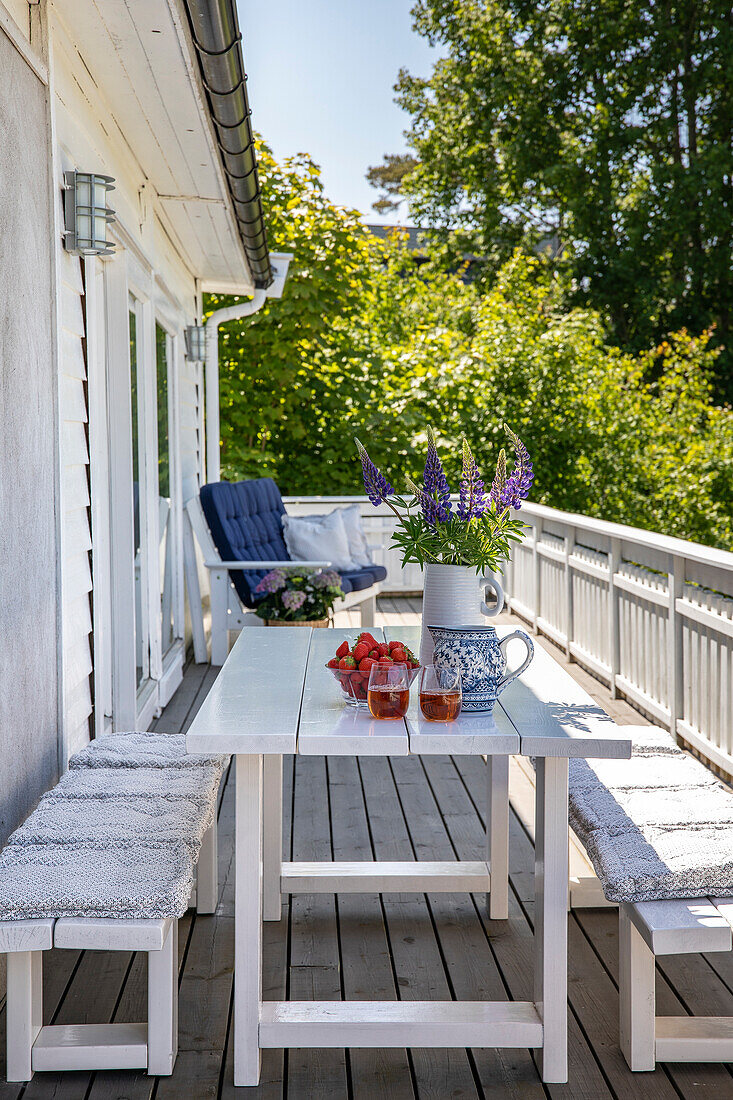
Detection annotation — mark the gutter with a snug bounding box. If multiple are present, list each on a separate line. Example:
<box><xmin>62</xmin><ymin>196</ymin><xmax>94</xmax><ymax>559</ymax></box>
<box><xmin>183</xmin><ymin>0</ymin><xmax>272</xmax><ymax>289</ymax></box>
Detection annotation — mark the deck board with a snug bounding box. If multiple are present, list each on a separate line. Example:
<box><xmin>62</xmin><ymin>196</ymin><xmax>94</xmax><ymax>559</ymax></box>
<box><xmin>4</xmin><ymin>600</ymin><xmax>733</xmax><ymax>1099</ymax></box>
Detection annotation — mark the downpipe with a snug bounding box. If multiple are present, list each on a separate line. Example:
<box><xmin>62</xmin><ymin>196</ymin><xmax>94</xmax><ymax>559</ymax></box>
<box><xmin>204</xmin><ymin>289</ymin><xmax>266</xmax><ymax>483</ymax></box>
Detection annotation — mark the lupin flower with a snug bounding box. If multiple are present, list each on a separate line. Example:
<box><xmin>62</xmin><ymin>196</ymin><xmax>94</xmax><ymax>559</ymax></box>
<box><xmin>406</xmin><ymin>476</ymin><xmax>441</xmax><ymax>527</ymax></box>
<box><xmin>457</xmin><ymin>438</ymin><xmax>488</xmax><ymax>520</ymax></box>
<box><xmin>491</xmin><ymin>426</ymin><xmax>534</xmax><ymax>510</ymax></box>
<box><xmin>423</xmin><ymin>427</ymin><xmax>452</xmax><ymax>522</ymax></box>
<box><xmin>355</xmin><ymin>439</ymin><xmax>394</xmax><ymax>507</ymax></box>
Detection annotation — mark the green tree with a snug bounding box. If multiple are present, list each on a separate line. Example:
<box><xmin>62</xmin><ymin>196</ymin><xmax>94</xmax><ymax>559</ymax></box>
<box><xmin>207</xmin><ymin>146</ymin><xmax>732</xmax><ymax>549</ymax></box>
<box><xmin>393</xmin><ymin>0</ymin><xmax>733</xmax><ymax>396</ymax></box>
<box><xmin>365</xmin><ymin>153</ymin><xmax>419</xmax><ymax>215</ymax></box>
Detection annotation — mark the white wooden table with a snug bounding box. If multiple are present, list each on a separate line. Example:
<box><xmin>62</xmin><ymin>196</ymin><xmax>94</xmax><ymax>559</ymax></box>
<box><xmin>186</xmin><ymin>624</ymin><xmax>631</xmax><ymax>1087</ymax></box>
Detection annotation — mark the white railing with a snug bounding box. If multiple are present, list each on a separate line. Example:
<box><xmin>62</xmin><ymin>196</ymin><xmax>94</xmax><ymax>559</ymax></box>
<box><xmin>504</xmin><ymin>502</ymin><xmax>733</xmax><ymax>777</ymax></box>
<box><xmin>285</xmin><ymin>494</ymin><xmax>733</xmax><ymax>776</ymax></box>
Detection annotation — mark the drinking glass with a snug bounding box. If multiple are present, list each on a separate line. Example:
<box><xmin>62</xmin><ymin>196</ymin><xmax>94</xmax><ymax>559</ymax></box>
<box><xmin>367</xmin><ymin>663</ymin><xmax>410</xmax><ymax>720</ymax></box>
<box><xmin>419</xmin><ymin>665</ymin><xmax>462</xmax><ymax>722</ymax></box>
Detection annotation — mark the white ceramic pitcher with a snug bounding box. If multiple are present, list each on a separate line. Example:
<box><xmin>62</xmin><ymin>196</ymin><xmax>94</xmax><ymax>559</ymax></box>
<box><xmin>419</xmin><ymin>563</ymin><xmax>504</xmax><ymax>664</ymax></box>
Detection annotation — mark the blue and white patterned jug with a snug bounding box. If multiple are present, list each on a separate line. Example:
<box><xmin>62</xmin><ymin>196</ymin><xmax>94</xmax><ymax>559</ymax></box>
<box><xmin>428</xmin><ymin>624</ymin><xmax>534</xmax><ymax>712</ymax></box>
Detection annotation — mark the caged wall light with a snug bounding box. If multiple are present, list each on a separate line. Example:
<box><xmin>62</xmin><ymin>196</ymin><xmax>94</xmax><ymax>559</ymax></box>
<box><xmin>63</xmin><ymin>170</ymin><xmax>116</xmax><ymax>256</ymax></box>
<box><xmin>184</xmin><ymin>325</ymin><xmax>207</xmax><ymax>362</ymax></box>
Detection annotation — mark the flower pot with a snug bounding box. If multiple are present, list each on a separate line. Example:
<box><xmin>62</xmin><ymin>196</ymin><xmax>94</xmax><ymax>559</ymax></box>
<box><xmin>419</xmin><ymin>563</ymin><xmax>504</xmax><ymax>664</ymax></box>
<box><xmin>265</xmin><ymin>617</ymin><xmax>330</xmax><ymax>628</ymax></box>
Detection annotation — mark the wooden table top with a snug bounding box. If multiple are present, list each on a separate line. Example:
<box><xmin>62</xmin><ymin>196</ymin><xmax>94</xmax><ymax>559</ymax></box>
<box><xmin>186</xmin><ymin>624</ymin><xmax>632</xmax><ymax>761</ymax></box>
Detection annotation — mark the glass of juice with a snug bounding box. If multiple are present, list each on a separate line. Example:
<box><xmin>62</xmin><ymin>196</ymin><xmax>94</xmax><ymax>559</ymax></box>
<box><xmin>368</xmin><ymin>663</ymin><xmax>410</xmax><ymax>720</ymax></box>
<box><xmin>419</xmin><ymin>665</ymin><xmax>462</xmax><ymax>722</ymax></box>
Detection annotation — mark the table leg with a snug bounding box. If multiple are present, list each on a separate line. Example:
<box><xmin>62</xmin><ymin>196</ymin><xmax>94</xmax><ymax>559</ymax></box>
<box><xmin>263</xmin><ymin>754</ymin><xmax>283</xmax><ymax>921</ymax></box>
<box><xmin>534</xmin><ymin>756</ymin><xmax>569</xmax><ymax>1083</ymax></box>
<box><xmin>487</xmin><ymin>755</ymin><xmax>509</xmax><ymax>919</ymax></box>
<box><xmin>234</xmin><ymin>753</ymin><xmax>263</xmax><ymax>1086</ymax></box>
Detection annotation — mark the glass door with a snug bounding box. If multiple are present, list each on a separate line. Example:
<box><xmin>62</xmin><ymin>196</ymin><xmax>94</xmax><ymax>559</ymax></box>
<box><xmin>156</xmin><ymin>322</ymin><xmax>175</xmax><ymax>659</ymax></box>
<box><xmin>129</xmin><ymin>297</ymin><xmax>148</xmax><ymax>689</ymax></box>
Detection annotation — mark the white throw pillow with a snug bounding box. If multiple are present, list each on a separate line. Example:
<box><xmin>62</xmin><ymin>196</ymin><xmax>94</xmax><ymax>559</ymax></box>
<box><xmin>282</xmin><ymin>510</ymin><xmax>353</xmax><ymax>571</ymax></box>
<box><xmin>338</xmin><ymin>503</ymin><xmax>373</xmax><ymax>569</ymax></box>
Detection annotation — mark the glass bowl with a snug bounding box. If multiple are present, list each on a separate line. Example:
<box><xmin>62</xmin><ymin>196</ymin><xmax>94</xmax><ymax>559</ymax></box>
<box><xmin>326</xmin><ymin>663</ymin><xmax>421</xmax><ymax>708</ymax></box>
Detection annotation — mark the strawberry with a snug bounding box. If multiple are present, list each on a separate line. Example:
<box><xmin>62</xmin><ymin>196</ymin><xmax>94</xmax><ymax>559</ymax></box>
<box><xmin>377</xmin><ymin>642</ymin><xmax>390</xmax><ymax>657</ymax></box>
<box><xmin>388</xmin><ymin>639</ymin><xmax>403</xmax><ymax>652</ymax></box>
<box><xmin>358</xmin><ymin>657</ymin><xmax>377</xmax><ymax>673</ymax></box>
<box><xmin>336</xmin><ymin>640</ymin><xmax>350</xmax><ymax>660</ymax></box>
<box><xmin>368</xmin><ymin>649</ymin><xmax>380</xmax><ymax>659</ymax></box>
<box><xmin>378</xmin><ymin>656</ymin><xmax>393</xmax><ymax>667</ymax></box>
<box><xmin>391</xmin><ymin>648</ymin><xmax>407</xmax><ymax>664</ymax></box>
<box><xmin>327</xmin><ymin>658</ymin><xmax>339</xmax><ymax>669</ymax></box>
<box><xmin>410</xmin><ymin>659</ymin><xmax>420</xmax><ymax>668</ymax></box>
<box><xmin>339</xmin><ymin>656</ymin><xmax>356</xmax><ymax>670</ymax></box>
<box><xmin>357</xmin><ymin>631</ymin><xmax>379</xmax><ymax>650</ymax></box>
<box><xmin>353</xmin><ymin>642</ymin><xmax>369</xmax><ymax>663</ymax></box>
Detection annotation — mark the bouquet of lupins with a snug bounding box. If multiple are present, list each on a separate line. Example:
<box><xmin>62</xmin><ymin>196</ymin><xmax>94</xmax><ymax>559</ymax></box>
<box><xmin>355</xmin><ymin>425</ymin><xmax>533</xmax><ymax>573</ymax></box>
<box><xmin>254</xmin><ymin>568</ymin><xmax>344</xmax><ymax>622</ymax></box>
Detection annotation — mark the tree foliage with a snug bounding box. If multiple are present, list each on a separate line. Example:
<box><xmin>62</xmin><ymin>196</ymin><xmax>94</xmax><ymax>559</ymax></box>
<box><xmin>392</xmin><ymin>0</ymin><xmax>733</xmax><ymax>397</ymax></box>
<box><xmin>365</xmin><ymin>153</ymin><xmax>419</xmax><ymax>215</ymax></box>
<box><xmin>206</xmin><ymin>143</ymin><xmax>733</xmax><ymax>550</ymax></box>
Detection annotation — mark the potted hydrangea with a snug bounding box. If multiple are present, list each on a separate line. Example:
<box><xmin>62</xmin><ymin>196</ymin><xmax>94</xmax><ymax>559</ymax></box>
<box><xmin>254</xmin><ymin>568</ymin><xmax>345</xmax><ymax>627</ymax></box>
<box><xmin>355</xmin><ymin>425</ymin><xmax>533</xmax><ymax>660</ymax></box>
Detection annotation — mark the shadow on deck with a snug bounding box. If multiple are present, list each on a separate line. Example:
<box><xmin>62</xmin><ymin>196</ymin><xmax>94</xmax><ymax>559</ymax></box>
<box><xmin>2</xmin><ymin>601</ymin><xmax>733</xmax><ymax>1099</ymax></box>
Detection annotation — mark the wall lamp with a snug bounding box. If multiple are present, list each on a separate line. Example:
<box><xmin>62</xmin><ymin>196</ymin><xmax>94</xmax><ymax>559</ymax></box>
<box><xmin>63</xmin><ymin>170</ymin><xmax>116</xmax><ymax>256</ymax></box>
<box><xmin>185</xmin><ymin>325</ymin><xmax>207</xmax><ymax>362</ymax></box>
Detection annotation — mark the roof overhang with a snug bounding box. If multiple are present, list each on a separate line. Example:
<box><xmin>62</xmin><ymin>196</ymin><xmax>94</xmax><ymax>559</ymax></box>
<box><xmin>51</xmin><ymin>0</ymin><xmax>261</xmax><ymax>292</ymax></box>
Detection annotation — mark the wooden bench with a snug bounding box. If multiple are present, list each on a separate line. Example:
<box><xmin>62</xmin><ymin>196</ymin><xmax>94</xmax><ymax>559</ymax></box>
<box><xmin>0</xmin><ymin>733</ymin><xmax>227</xmax><ymax>1082</ymax></box>
<box><xmin>563</xmin><ymin>723</ymin><xmax>733</xmax><ymax>1070</ymax></box>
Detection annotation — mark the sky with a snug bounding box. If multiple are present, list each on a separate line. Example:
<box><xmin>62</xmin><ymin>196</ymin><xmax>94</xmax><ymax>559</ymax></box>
<box><xmin>237</xmin><ymin>0</ymin><xmax>437</xmax><ymax>223</ymax></box>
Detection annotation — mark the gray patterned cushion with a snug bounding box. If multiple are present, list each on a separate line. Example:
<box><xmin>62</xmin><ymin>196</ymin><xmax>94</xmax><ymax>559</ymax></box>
<box><xmin>69</xmin><ymin>732</ymin><xmax>228</xmax><ymax>771</ymax></box>
<box><xmin>8</xmin><ymin>794</ymin><xmax>215</xmax><ymax>853</ymax></box>
<box><xmin>46</xmin><ymin>766</ymin><xmax>221</xmax><ymax>804</ymax></box>
<box><xmin>569</xmin><ymin>725</ymin><xmax>733</xmax><ymax>902</ymax></box>
<box><xmin>0</xmin><ymin>842</ymin><xmax>194</xmax><ymax>920</ymax></box>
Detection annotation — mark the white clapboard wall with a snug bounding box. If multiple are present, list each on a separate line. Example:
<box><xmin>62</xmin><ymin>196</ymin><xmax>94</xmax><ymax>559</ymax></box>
<box><xmin>58</xmin><ymin>249</ymin><xmax>94</xmax><ymax>759</ymax></box>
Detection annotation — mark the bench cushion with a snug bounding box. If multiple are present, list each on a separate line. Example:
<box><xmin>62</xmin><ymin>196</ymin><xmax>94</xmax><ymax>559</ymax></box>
<box><xmin>200</xmin><ymin>478</ymin><xmax>289</xmax><ymax>608</ymax></box>
<box><xmin>0</xmin><ymin>842</ymin><xmax>194</xmax><ymax>920</ymax></box>
<box><xmin>569</xmin><ymin>726</ymin><xmax>733</xmax><ymax>902</ymax></box>
<box><xmin>69</xmin><ymin>732</ymin><xmax>228</xmax><ymax>771</ymax></box>
<box><xmin>8</xmin><ymin>795</ymin><xmax>215</xmax><ymax>853</ymax></box>
<box><xmin>46</xmin><ymin>766</ymin><xmax>222</xmax><ymax>804</ymax></box>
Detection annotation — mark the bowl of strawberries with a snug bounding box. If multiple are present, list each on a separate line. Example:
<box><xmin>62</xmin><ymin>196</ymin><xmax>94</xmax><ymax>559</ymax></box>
<box><xmin>326</xmin><ymin>631</ymin><xmax>421</xmax><ymax>707</ymax></box>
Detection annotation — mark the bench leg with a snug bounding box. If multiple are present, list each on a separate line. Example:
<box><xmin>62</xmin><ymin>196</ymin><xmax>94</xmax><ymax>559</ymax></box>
<box><xmin>6</xmin><ymin>950</ymin><xmax>43</xmax><ymax>1082</ymax></box>
<box><xmin>147</xmin><ymin>919</ymin><xmax>178</xmax><ymax>1075</ymax></box>
<box><xmin>263</xmin><ymin>754</ymin><xmax>283</xmax><ymax>921</ymax></box>
<box><xmin>487</xmin><ymin>755</ymin><xmax>509</xmax><ymax>919</ymax></box>
<box><xmin>619</xmin><ymin>904</ymin><xmax>656</xmax><ymax>1071</ymax></box>
<box><xmin>196</xmin><ymin>822</ymin><xmax>218</xmax><ymax>915</ymax></box>
<box><xmin>360</xmin><ymin>594</ymin><xmax>376</xmax><ymax>628</ymax></box>
<box><xmin>210</xmin><ymin>569</ymin><xmax>230</xmax><ymax>665</ymax></box>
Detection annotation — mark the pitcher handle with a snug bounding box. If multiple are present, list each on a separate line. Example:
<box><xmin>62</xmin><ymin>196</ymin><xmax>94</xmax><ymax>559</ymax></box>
<box><xmin>498</xmin><ymin>629</ymin><xmax>534</xmax><ymax>688</ymax></box>
<box><xmin>480</xmin><ymin>573</ymin><xmax>504</xmax><ymax>618</ymax></box>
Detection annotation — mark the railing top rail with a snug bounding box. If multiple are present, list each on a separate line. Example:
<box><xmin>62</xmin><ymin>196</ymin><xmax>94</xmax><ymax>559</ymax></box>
<box><xmin>282</xmin><ymin>495</ymin><xmax>733</xmax><ymax>573</ymax></box>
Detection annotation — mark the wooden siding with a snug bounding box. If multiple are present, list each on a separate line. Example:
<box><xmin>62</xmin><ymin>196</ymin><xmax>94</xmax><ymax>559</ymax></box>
<box><xmin>58</xmin><ymin>249</ymin><xmax>93</xmax><ymax>759</ymax></box>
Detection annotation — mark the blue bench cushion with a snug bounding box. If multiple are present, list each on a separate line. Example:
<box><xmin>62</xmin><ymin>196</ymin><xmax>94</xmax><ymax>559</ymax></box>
<box><xmin>200</xmin><ymin>478</ymin><xmax>289</xmax><ymax>607</ymax></box>
<box><xmin>339</xmin><ymin>565</ymin><xmax>387</xmax><ymax>593</ymax></box>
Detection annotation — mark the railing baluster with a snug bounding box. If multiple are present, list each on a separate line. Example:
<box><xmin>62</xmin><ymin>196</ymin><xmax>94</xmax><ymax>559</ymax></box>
<box><xmin>667</xmin><ymin>554</ymin><xmax>685</xmax><ymax>743</ymax></box>
<box><xmin>564</xmin><ymin>526</ymin><xmax>574</xmax><ymax>659</ymax></box>
<box><xmin>609</xmin><ymin>538</ymin><xmax>621</xmax><ymax>698</ymax></box>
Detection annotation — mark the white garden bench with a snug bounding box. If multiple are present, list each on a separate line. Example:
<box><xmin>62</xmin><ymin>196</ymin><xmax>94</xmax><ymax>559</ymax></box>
<box><xmin>0</xmin><ymin>732</ymin><xmax>228</xmax><ymax>1082</ymax></box>
<box><xmin>567</xmin><ymin>725</ymin><xmax>733</xmax><ymax>1069</ymax></box>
